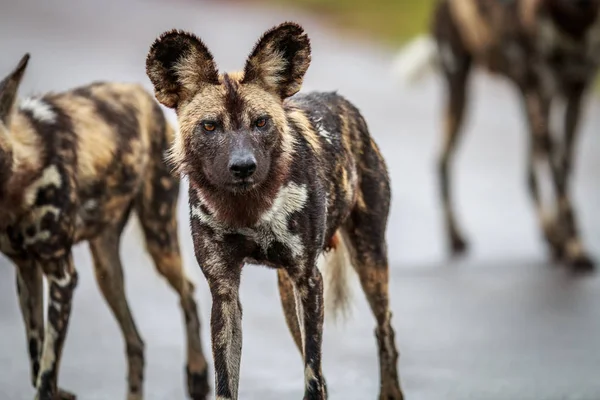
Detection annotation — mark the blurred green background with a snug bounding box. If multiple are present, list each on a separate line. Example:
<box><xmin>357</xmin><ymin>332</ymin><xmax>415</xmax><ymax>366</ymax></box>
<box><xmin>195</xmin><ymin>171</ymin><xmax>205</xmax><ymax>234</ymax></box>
<box><xmin>267</xmin><ymin>0</ymin><xmax>437</xmax><ymax>45</ymax></box>
<box><xmin>265</xmin><ymin>0</ymin><xmax>600</xmax><ymax>88</ymax></box>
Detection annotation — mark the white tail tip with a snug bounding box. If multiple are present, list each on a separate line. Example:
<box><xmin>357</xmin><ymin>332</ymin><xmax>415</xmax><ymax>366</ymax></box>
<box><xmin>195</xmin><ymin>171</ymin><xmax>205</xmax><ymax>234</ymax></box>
<box><xmin>390</xmin><ymin>35</ymin><xmax>438</xmax><ymax>85</ymax></box>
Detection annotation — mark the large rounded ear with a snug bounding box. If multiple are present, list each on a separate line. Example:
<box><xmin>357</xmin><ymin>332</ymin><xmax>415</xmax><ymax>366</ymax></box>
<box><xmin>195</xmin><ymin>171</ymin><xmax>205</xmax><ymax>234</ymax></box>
<box><xmin>0</xmin><ymin>53</ymin><xmax>29</xmax><ymax>124</ymax></box>
<box><xmin>146</xmin><ymin>30</ymin><xmax>219</xmax><ymax>109</ymax></box>
<box><xmin>242</xmin><ymin>22</ymin><xmax>311</xmax><ymax>99</ymax></box>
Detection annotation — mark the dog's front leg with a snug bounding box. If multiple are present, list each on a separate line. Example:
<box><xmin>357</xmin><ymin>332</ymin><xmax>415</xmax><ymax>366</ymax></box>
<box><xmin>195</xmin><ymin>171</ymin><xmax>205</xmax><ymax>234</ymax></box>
<box><xmin>203</xmin><ymin>262</ymin><xmax>243</xmax><ymax>400</ymax></box>
<box><xmin>37</xmin><ymin>254</ymin><xmax>78</xmax><ymax>400</ymax></box>
<box><xmin>292</xmin><ymin>264</ymin><xmax>326</xmax><ymax>400</ymax></box>
<box><xmin>13</xmin><ymin>258</ymin><xmax>45</xmax><ymax>388</ymax></box>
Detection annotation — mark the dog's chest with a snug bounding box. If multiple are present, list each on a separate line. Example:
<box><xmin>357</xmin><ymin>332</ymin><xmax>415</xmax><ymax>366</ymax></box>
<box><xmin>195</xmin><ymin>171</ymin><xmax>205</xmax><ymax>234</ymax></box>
<box><xmin>193</xmin><ymin>182</ymin><xmax>311</xmax><ymax>263</ymax></box>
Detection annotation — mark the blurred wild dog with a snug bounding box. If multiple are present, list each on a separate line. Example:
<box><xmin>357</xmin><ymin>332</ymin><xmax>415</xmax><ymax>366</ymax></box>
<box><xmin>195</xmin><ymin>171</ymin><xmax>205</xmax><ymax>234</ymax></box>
<box><xmin>0</xmin><ymin>55</ymin><xmax>209</xmax><ymax>399</ymax></box>
<box><xmin>393</xmin><ymin>0</ymin><xmax>600</xmax><ymax>271</ymax></box>
<box><xmin>146</xmin><ymin>22</ymin><xmax>404</xmax><ymax>400</ymax></box>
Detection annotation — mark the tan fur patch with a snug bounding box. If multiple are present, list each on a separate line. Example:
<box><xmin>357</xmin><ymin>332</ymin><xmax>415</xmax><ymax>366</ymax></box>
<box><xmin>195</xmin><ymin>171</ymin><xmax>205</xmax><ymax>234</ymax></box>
<box><xmin>239</xmin><ymin>83</ymin><xmax>286</xmax><ymax>125</ymax></box>
<box><xmin>287</xmin><ymin>109</ymin><xmax>321</xmax><ymax>154</ymax></box>
<box><xmin>220</xmin><ymin>71</ymin><xmax>245</xmax><ymax>82</ymax></box>
<box><xmin>449</xmin><ymin>0</ymin><xmax>496</xmax><ymax>54</ymax></box>
<box><xmin>8</xmin><ymin>113</ymin><xmax>43</xmax><ymax>176</ymax></box>
<box><xmin>52</xmin><ymin>96</ymin><xmax>118</xmax><ymax>181</ymax></box>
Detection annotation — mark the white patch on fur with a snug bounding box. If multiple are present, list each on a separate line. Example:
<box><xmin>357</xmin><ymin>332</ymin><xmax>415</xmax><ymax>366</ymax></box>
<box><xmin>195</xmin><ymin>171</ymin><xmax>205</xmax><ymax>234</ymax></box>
<box><xmin>23</xmin><ymin>231</ymin><xmax>51</xmax><ymax>245</ymax></box>
<box><xmin>258</xmin><ymin>182</ymin><xmax>308</xmax><ymax>258</ymax></box>
<box><xmin>23</xmin><ymin>165</ymin><xmax>62</xmax><ymax>206</ymax></box>
<box><xmin>191</xmin><ymin>204</ymin><xmax>213</xmax><ymax>226</ymax></box>
<box><xmin>294</xmin><ymin>286</ymin><xmax>306</xmax><ymax>357</ymax></box>
<box><xmin>83</xmin><ymin>199</ymin><xmax>98</xmax><ymax>211</ymax></box>
<box><xmin>51</xmin><ymin>270</ymin><xmax>75</xmax><ymax>288</ymax></box>
<box><xmin>23</xmin><ymin>206</ymin><xmax>61</xmax><ymax>246</ymax></box>
<box><xmin>37</xmin><ymin>314</ymin><xmax>59</xmax><ymax>386</ymax></box>
<box><xmin>390</xmin><ymin>34</ymin><xmax>439</xmax><ymax>85</ymax></box>
<box><xmin>318</xmin><ymin>232</ymin><xmax>354</xmax><ymax>324</ymax></box>
<box><xmin>19</xmin><ymin>97</ymin><xmax>57</xmax><ymax>124</ymax></box>
<box><xmin>191</xmin><ymin>183</ymin><xmax>308</xmax><ymax>259</ymax></box>
<box><xmin>304</xmin><ymin>364</ymin><xmax>317</xmax><ymax>387</ymax></box>
<box><xmin>314</xmin><ymin>117</ymin><xmax>332</xmax><ymax>144</ymax></box>
<box><xmin>439</xmin><ymin>41</ymin><xmax>458</xmax><ymax>73</ymax></box>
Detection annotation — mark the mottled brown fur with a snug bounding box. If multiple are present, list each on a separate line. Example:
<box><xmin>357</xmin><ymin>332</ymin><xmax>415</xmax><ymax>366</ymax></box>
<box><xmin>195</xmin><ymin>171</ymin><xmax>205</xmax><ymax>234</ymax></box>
<box><xmin>146</xmin><ymin>22</ymin><xmax>404</xmax><ymax>400</ymax></box>
<box><xmin>0</xmin><ymin>55</ymin><xmax>209</xmax><ymax>399</ymax></box>
<box><xmin>431</xmin><ymin>0</ymin><xmax>600</xmax><ymax>271</ymax></box>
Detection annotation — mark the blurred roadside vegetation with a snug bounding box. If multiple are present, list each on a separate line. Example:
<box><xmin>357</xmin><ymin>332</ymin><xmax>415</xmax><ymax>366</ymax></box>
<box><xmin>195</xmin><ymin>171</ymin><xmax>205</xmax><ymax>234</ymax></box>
<box><xmin>265</xmin><ymin>0</ymin><xmax>600</xmax><ymax>90</ymax></box>
<box><xmin>266</xmin><ymin>0</ymin><xmax>437</xmax><ymax>46</ymax></box>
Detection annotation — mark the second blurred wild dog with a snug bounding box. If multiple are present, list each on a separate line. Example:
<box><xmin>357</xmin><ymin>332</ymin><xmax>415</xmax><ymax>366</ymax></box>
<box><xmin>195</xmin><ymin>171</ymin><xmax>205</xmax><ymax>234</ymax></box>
<box><xmin>393</xmin><ymin>0</ymin><xmax>600</xmax><ymax>271</ymax></box>
<box><xmin>146</xmin><ymin>22</ymin><xmax>404</xmax><ymax>400</ymax></box>
<box><xmin>0</xmin><ymin>55</ymin><xmax>209</xmax><ymax>399</ymax></box>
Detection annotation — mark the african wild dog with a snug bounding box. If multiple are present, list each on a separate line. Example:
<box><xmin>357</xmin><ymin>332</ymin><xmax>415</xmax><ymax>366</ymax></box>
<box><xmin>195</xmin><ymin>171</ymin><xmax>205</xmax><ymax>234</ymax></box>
<box><xmin>146</xmin><ymin>22</ymin><xmax>404</xmax><ymax>399</ymax></box>
<box><xmin>393</xmin><ymin>0</ymin><xmax>600</xmax><ymax>271</ymax></box>
<box><xmin>0</xmin><ymin>55</ymin><xmax>209</xmax><ymax>399</ymax></box>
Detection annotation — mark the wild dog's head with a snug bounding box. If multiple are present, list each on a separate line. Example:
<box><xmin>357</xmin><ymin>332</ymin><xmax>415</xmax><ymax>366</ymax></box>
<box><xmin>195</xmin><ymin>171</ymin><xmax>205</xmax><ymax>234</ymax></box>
<box><xmin>545</xmin><ymin>0</ymin><xmax>600</xmax><ymax>38</ymax></box>
<box><xmin>0</xmin><ymin>54</ymin><xmax>29</xmax><ymax>191</ymax></box>
<box><xmin>146</xmin><ymin>22</ymin><xmax>311</xmax><ymax>195</ymax></box>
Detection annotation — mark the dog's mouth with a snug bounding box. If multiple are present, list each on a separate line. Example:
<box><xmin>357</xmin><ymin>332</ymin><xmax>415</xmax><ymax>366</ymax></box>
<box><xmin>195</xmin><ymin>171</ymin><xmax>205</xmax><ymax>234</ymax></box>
<box><xmin>226</xmin><ymin>178</ymin><xmax>258</xmax><ymax>192</ymax></box>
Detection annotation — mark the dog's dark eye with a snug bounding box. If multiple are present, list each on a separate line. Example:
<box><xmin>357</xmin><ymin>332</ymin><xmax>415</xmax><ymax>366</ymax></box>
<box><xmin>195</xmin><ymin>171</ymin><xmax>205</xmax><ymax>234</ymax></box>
<box><xmin>202</xmin><ymin>122</ymin><xmax>216</xmax><ymax>132</ymax></box>
<box><xmin>255</xmin><ymin>117</ymin><xmax>268</xmax><ymax>129</ymax></box>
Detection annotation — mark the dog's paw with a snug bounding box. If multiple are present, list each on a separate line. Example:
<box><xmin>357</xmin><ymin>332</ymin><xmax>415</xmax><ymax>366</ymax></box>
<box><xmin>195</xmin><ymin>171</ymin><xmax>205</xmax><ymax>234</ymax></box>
<box><xmin>187</xmin><ymin>365</ymin><xmax>210</xmax><ymax>400</ymax></box>
<box><xmin>566</xmin><ymin>254</ymin><xmax>596</xmax><ymax>274</ymax></box>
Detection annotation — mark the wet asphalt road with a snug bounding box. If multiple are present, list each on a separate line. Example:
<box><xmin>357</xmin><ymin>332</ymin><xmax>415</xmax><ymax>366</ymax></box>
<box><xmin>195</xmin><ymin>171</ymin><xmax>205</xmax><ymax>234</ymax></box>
<box><xmin>0</xmin><ymin>0</ymin><xmax>599</xmax><ymax>399</ymax></box>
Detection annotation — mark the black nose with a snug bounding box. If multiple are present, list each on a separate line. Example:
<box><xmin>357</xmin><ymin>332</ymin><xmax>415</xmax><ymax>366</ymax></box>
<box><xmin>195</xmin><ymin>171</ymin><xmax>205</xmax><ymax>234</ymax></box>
<box><xmin>229</xmin><ymin>155</ymin><xmax>257</xmax><ymax>179</ymax></box>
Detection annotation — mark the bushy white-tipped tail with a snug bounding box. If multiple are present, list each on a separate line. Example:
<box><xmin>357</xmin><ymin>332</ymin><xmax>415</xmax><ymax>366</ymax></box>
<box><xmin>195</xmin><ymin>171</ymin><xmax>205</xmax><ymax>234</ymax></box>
<box><xmin>318</xmin><ymin>231</ymin><xmax>354</xmax><ymax>324</ymax></box>
<box><xmin>390</xmin><ymin>34</ymin><xmax>439</xmax><ymax>85</ymax></box>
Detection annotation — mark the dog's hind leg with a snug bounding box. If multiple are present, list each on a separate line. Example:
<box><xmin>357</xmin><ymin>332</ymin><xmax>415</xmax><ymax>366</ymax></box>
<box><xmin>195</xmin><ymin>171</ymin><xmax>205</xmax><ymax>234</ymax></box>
<box><xmin>14</xmin><ymin>259</ymin><xmax>46</xmax><ymax>388</ymax></box>
<box><xmin>342</xmin><ymin>225</ymin><xmax>403</xmax><ymax>400</ymax></box>
<box><xmin>434</xmin><ymin>0</ymin><xmax>473</xmax><ymax>256</ymax></box>
<box><xmin>136</xmin><ymin>169</ymin><xmax>209</xmax><ymax>399</ymax></box>
<box><xmin>344</xmin><ymin>139</ymin><xmax>403</xmax><ymax>400</ymax></box>
<box><xmin>521</xmin><ymin>89</ymin><xmax>567</xmax><ymax>264</ymax></box>
<box><xmin>556</xmin><ymin>84</ymin><xmax>595</xmax><ymax>270</ymax></box>
<box><xmin>277</xmin><ymin>269</ymin><xmax>303</xmax><ymax>354</ymax></box>
<box><xmin>136</xmin><ymin>111</ymin><xmax>210</xmax><ymax>399</ymax></box>
<box><xmin>90</xmin><ymin>216</ymin><xmax>145</xmax><ymax>400</ymax></box>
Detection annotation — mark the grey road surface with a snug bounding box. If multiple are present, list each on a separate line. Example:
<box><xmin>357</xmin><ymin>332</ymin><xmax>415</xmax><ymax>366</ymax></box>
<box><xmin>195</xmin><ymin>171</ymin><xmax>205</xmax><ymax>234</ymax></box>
<box><xmin>1</xmin><ymin>0</ymin><xmax>599</xmax><ymax>399</ymax></box>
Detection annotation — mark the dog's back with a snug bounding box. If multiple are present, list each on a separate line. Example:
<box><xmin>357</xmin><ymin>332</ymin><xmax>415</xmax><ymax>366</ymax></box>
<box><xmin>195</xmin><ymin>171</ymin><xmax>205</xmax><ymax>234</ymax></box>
<box><xmin>6</xmin><ymin>81</ymin><xmax>177</xmax><ymax>246</ymax></box>
<box><xmin>285</xmin><ymin>91</ymin><xmax>390</xmax><ymax>248</ymax></box>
